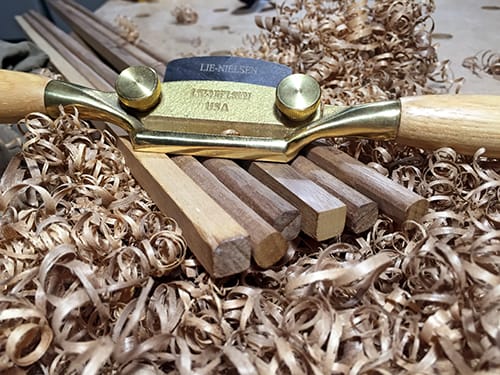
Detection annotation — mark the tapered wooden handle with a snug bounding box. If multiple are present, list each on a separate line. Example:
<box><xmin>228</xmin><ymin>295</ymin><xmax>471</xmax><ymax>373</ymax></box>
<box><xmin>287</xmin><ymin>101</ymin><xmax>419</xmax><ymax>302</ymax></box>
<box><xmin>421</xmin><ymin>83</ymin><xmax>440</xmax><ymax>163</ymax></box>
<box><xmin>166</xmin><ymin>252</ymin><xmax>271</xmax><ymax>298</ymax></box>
<box><xmin>0</xmin><ymin>69</ymin><xmax>51</xmax><ymax>123</ymax></box>
<box><xmin>397</xmin><ymin>95</ymin><xmax>500</xmax><ymax>157</ymax></box>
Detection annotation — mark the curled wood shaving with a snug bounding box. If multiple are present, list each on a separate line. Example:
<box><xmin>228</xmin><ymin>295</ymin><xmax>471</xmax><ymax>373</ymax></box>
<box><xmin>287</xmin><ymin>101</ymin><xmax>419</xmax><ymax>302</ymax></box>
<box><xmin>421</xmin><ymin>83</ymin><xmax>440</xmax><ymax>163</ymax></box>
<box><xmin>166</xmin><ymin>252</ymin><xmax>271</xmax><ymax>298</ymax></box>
<box><xmin>171</xmin><ymin>5</ymin><xmax>199</xmax><ymax>25</ymax></box>
<box><xmin>115</xmin><ymin>15</ymin><xmax>140</xmax><ymax>44</ymax></box>
<box><xmin>463</xmin><ymin>50</ymin><xmax>500</xmax><ymax>80</ymax></box>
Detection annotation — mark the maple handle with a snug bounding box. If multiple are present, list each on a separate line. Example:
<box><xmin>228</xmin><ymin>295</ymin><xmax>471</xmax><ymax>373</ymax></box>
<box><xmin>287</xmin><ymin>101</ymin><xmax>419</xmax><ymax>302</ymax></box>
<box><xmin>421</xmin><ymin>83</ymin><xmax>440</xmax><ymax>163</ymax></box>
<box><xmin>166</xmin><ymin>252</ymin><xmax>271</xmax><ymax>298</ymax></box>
<box><xmin>0</xmin><ymin>69</ymin><xmax>51</xmax><ymax>123</ymax></box>
<box><xmin>397</xmin><ymin>95</ymin><xmax>500</xmax><ymax>157</ymax></box>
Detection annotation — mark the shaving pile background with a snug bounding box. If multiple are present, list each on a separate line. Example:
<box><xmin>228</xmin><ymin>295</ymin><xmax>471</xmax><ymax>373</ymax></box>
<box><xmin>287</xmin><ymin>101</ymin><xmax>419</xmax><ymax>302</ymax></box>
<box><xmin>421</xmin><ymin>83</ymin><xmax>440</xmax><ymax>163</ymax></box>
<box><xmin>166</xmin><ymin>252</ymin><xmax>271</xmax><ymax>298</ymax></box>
<box><xmin>1</xmin><ymin>0</ymin><xmax>499</xmax><ymax>373</ymax></box>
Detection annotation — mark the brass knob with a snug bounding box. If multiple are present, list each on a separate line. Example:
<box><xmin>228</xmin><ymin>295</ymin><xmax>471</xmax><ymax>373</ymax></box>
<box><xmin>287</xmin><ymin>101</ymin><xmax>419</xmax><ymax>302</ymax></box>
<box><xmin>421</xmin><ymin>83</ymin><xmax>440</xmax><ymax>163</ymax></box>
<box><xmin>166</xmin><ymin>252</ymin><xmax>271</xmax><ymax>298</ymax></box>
<box><xmin>275</xmin><ymin>74</ymin><xmax>321</xmax><ymax>122</ymax></box>
<box><xmin>115</xmin><ymin>66</ymin><xmax>162</xmax><ymax>111</ymax></box>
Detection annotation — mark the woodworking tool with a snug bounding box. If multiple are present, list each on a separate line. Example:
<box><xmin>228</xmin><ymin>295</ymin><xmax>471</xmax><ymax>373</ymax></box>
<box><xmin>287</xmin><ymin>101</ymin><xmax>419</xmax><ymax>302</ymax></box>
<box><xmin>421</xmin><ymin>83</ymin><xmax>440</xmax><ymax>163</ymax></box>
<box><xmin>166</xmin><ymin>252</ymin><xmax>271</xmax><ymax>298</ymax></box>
<box><xmin>0</xmin><ymin>56</ymin><xmax>499</xmax><ymax>161</ymax></box>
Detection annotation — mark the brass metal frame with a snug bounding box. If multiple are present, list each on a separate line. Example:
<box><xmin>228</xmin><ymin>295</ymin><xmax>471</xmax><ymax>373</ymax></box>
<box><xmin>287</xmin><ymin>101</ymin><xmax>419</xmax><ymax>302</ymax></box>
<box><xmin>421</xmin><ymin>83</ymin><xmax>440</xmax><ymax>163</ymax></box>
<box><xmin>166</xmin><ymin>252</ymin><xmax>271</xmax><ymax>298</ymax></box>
<box><xmin>44</xmin><ymin>71</ymin><xmax>401</xmax><ymax>162</ymax></box>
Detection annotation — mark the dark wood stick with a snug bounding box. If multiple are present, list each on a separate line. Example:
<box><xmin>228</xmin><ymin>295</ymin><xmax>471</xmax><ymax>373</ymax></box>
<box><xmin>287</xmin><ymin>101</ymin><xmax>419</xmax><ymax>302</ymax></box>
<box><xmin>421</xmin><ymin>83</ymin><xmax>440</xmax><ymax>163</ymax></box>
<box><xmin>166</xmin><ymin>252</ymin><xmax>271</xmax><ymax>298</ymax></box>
<box><xmin>305</xmin><ymin>146</ymin><xmax>429</xmax><ymax>222</ymax></box>
<box><xmin>202</xmin><ymin>158</ymin><xmax>301</xmax><ymax>241</ymax></box>
<box><xmin>248</xmin><ymin>162</ymin><xmax>347</xmax><ymax>241</ymax></box>
<box><xmin>291</xmin><ymin>156</ymin><xmax>378</xmax><ymax>234</ymax></box>
<box><xmin>173</xmin><ymin>156</ymin><xmax>287</xmax><ymax>268</ymax></box>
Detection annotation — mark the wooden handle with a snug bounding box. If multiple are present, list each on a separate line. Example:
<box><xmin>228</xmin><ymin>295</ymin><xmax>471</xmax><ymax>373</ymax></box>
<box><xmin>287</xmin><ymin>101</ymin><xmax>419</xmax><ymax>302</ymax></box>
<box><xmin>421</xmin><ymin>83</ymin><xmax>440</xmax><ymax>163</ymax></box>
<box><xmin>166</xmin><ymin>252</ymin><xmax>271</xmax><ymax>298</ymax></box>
<box><xmin>397</xmin><ymin>95</ymin><xmax>500</xmax><ymax>157</ymax></box>
<box><xmin>0</xmin><ymin>69</ymin><xmax>51</xmax><ymax>123</ymax></box>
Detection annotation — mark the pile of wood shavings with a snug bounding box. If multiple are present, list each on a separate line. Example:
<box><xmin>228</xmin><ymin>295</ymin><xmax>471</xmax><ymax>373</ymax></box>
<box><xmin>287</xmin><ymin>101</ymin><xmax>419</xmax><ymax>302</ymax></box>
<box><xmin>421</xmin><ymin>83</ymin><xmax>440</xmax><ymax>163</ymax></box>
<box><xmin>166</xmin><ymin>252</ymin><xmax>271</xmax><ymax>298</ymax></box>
<box><xmin>2</xmin><ymin>121</ymin><xmax>499</xmax><ymax>373</ymax></box>
<box><xmin>115</xmin><ymin>15</ymin><xmax>140</xmax><ymax>44</ymax></box>
<box><xmin>236</xmin><ymin>0</ymin><xmax>461</xmax><ymax>105</ymax></box>
<box><xmin>0</xmin><ymin>110</ymin><xmax>186</xmax><ymax>373</ymax></box>
<box><xmin>1</xmin><ymin>1</ymin><xmax>499</xmax><ymax>374</ymax></box>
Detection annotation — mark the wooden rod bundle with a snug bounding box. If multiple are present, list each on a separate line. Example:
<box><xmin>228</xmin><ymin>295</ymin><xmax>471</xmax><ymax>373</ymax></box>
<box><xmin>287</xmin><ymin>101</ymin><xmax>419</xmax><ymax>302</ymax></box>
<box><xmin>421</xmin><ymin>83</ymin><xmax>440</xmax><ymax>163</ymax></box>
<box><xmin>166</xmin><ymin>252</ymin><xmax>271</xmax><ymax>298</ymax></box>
<box><xmin>57</xmin><ymin>0</ymin><xmax>171</xmax><ymax>65</ymax></box>
<box><xmin>248</xmin><ymin>162</ymin><xmax>347</xmax><ymax>241</ymax></box>
<box><xmin>17</xmin><ymin>12</ymin><xmax>254</xmax><ymax>278</ymax></box>
<box><xmin>173</xmin><ymin>156</ymin><xmax>288</xmax><ymax>268</ymax></box>
<box><xmin>48</xmin><ymin>0</ymin><xmax>166</xmax><ymax>76</ymax></box>
<box><xmin>16</xmin><ymin>3</ymin><xmax>430</xmax><ymax>276</ymax></box>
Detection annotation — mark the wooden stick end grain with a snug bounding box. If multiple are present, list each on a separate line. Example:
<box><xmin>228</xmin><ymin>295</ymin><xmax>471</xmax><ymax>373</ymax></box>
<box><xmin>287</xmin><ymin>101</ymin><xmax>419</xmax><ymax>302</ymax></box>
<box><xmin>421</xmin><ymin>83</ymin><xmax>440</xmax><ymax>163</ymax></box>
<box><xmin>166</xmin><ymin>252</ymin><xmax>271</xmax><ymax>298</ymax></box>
<box><xmin>213</xmin><ymin>236</ymin><xmax>253</xmax><ymax>278</ymax></box>
<box><xmin>249</xmin><ymin>162</ymin><xmax>346</xmax><ymax>241</ymax></box>
<box><xmin>292</xmin><ymin>156</ymin><xmax>378</xmax><ymax>233</ymax></box>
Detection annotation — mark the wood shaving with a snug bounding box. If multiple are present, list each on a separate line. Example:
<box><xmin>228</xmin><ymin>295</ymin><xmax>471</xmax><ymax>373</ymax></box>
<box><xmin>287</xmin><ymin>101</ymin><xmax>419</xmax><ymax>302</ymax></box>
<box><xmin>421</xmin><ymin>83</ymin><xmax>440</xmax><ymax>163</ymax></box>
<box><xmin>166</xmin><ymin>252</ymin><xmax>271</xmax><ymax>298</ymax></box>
<box><xmin>432</xmin><ymin>32</ymin><xmax>453</xmax><ymax>40</ymax></box>
<box><xmin>171</xmin><ymin>5</ymin><xmax>199</xmax><ymax>25</ymax></box>
<box><xmin>463</xmin><ymin>50</ymin><xmax>500</xmax><ymax>80</ymax></box>
<box><xmin>481</xmin><ymin>5</ymin><xmax>500</xmax><ymax>11</ymax></box>
<box><xmin>212</xmin><ymin>25</ymin><xmax>230</xmax><ymax>31</ymax></box>
<box><xmin>115</xmin><ymin>15</ymin><xmax>140</xmax><ymax>44</ymax></box>
<box><xmin>2</xmin><ymin>1</ymin><xmax>500</xmax><ymax>373</ymax></box>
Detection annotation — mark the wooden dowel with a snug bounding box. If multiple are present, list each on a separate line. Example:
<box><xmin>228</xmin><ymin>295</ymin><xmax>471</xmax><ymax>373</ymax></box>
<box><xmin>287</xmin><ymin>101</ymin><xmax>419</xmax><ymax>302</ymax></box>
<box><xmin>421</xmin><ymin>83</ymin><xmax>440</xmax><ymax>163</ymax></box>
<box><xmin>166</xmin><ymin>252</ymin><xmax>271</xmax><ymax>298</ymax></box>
<box><xmin>119</xmin><ymin>143</ymin><xmax>251</xmax><ymax>277</ymax></box>
<box><xmin>173</xmin><ymin>156</ymin><xmax>287</xmax><ymax>268</ymax></box>
<box><xmin>291</xmin><ymin>156</ymin><xmax>378</xmax><ymax>234</ymax></box>
<box><xmin>305</xmin><ymin>146</ymin><xmax>429</xmax><ymax>222</ymax></box>
<box><xmin>248</xmin><ymin>162</ymin><xmax>347</xmax><ymax>241</ymax></box>
<box><xmin>202</xmin><ymin>158</ymin><xmax>301</xmax><ymax>241</ymax></box>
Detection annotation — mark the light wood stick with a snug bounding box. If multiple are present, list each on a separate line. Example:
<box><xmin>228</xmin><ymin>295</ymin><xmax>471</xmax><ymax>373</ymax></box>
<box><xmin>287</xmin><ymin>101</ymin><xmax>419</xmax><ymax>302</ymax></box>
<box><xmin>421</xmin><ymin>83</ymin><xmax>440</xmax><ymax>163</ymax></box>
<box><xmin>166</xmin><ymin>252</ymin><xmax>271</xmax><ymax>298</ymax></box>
<box><xmin>291</xmin><ymin>156</ymin><xmax>378</xmax><ymax>234</ymax></box>
<box><xmin>173</xmin><ymin>156</ymin><xmax>287</xmax><ymax>268</ymax></box>
<box><xmin>202</xmin><ymin>158</ymin><xmax>301</xmax><ymax>240</ymax></box>
<box><xmin>305</xmin><ymin>146</ymin><xmax>429</xmax><ymax>222</ymax></box>
<box><xmin>120</xmin><ymin>145</ymin><xmax>251</xmax><ymax>277</ymax></box>
<box><xmin>248</xmin><ymin>162</ymin><xmax>346</xmax><ymax>241</ymax></box>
